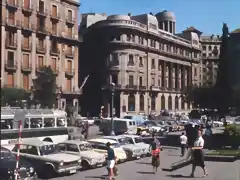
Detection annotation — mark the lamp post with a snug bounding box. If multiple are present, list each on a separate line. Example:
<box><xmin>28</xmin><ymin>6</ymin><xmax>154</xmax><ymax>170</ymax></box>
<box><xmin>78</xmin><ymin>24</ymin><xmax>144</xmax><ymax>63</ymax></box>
<box><xmin>110</xmin><ymin>82</ymin><xmax>115</xmax><ymax>136</ymax></box>
<box><xmin>30</xmin><ymin>86</ymin><xmax>34</xmax><ymax>108</ymax></box>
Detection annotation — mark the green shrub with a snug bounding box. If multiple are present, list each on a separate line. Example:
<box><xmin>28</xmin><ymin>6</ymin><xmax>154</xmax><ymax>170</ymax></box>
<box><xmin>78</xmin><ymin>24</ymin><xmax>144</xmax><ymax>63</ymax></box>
<box><xmin>224</xmin><ymin>124</ymin><xmax>240</xmax><ymax>149</ymax></box>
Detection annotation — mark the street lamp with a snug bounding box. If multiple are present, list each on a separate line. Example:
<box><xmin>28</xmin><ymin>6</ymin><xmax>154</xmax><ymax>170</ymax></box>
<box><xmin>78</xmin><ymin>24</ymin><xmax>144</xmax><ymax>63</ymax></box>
<box><xmin>110</xmin><ymin>82</ymin><xmax>115</xmax><ymax>136</ymax></box>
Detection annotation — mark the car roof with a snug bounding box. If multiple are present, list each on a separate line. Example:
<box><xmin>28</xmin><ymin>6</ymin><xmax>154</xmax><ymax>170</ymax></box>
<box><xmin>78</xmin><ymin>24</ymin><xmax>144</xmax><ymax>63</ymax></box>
<box><xmin>20</xmin><ymin>139</ymin><xmax>53</xmax><ymax>146</ymax></box>
<box><xmin>88</xmin><ymin>138</ymin><xmax>118</xmax><ymax>144</ymax></box>
<box><xmin>61</xmin><ymin>140</ymin><xmax>89</xmax><ymax>145</ymax></box>
<box><xmin>122</xmin><ymin>134</ymin><xmax>140</xmax><ymax>138</ymax></box>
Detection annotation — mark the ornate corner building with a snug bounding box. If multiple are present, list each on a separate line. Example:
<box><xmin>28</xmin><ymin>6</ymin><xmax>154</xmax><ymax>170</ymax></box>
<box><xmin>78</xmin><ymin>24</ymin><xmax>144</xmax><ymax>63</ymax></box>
<box><xmin>1</xmin><ymin>0</ymin><xmax>81</xmax><ymax>109</ymax></box>
<box><xmin>79</xmin><ymin>11</ymin><xmax>206</xmax><ymax>117</ymax></box>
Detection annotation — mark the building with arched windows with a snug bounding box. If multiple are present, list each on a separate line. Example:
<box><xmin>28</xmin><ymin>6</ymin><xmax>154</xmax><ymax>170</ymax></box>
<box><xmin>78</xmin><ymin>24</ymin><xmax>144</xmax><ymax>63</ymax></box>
<box><xmin>79</xmin><ymin>11</ymin><xmax>202</xmax><ymax>117</ymax></box>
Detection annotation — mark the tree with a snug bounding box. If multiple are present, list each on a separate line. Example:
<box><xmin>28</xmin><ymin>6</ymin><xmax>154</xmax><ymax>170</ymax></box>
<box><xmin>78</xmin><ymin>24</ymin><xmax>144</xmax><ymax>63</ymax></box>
<box><xmin>33</xmin><ymin>66</ymin><xmax>57</xmax><ymax>108</ymax></box>
<box><xmin>1</xmin><ymin>87</ymin><xmax>29</xmax><ymax>106</ymax></box>
<box><xmin>213</xmin><ymin>23</ymin><xmax>232</xmax><ymax>114</ymax></box>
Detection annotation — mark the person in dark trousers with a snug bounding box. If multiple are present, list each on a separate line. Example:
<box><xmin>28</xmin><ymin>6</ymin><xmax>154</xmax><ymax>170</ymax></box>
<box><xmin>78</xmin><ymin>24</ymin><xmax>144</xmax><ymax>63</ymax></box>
<box><xmin>81</xmin><ymin>122</ymin><xmax>89</xmax><ymax>140</ymax></box>
<box><xmin>180</xmin><ymin>132</ymin><xmax>188</xmax><ymax>156</ymax></box>
<box><xmin>190</xmin><ymin>130</ymin><xmax>208</xmax><ymax>177</ymax></box>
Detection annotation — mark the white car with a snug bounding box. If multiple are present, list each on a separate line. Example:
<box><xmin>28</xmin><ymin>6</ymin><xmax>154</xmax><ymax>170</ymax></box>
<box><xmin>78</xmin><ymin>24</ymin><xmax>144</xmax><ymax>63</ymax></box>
<box><xmin>57</xmin><ymin>140</ymin><xmax>106</xmax><ymax>170</ymax></box>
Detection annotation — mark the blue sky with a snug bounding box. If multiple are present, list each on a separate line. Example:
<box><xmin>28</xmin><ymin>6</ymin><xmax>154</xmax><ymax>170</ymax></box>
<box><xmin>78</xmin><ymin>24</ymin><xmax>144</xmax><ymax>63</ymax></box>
<box><xmin>80</xmin><ymin>0</ymin><xmax>239</xmax><ymax>35</ymax></box>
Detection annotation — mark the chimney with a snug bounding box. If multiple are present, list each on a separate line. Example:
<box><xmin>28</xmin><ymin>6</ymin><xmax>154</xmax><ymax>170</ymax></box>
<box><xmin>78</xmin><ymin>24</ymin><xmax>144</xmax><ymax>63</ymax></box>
<box><xmin>102</xmin><ymin>13</ymin><xmax>107</xmax><ymax>16</ymax></box>
<box><xmin>128</xmin><ymin>13</ymin><xmax>131</xmax><ymax>16</ymax></box>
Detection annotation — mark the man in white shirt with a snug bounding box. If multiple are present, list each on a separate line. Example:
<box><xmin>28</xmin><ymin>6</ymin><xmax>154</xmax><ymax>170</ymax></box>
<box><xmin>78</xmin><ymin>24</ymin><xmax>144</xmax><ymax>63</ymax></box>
<box><xmin>180</xmin><ymin>132</ymin><xmax>188</xmax><ymax>156</ymax></box>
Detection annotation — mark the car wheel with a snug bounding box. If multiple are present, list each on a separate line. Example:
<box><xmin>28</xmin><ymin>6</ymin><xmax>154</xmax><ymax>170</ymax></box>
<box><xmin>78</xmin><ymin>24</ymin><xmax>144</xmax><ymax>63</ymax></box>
<box><xmin>39</xmin><ymin>165</ymin><xmax>55</xmax><ymax>178</ymax></box>
<box><xmin>81</xmin><ymin>160</ymin><xmax>90</xmax><ymax>170</ymax></box>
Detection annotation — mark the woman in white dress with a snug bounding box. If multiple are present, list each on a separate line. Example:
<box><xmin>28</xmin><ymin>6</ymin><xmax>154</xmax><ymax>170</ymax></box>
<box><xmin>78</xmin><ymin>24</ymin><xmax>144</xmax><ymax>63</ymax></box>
<box><xmin>190</xmin><ymin>130</ymin><xmax>208</xmax><ymax>177</ymax></box>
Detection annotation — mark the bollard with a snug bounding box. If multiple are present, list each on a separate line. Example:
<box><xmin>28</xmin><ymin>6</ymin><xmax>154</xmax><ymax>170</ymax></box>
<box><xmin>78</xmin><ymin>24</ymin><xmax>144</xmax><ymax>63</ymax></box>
<box><xmin>15</xmin><ymin>120</ymin><xmax>22</xmax><ymax>180</ymax></box>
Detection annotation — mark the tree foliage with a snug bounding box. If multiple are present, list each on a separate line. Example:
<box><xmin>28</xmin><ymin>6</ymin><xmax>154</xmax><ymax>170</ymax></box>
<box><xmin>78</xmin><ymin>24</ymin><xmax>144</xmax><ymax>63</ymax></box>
<box><xmin>33</xmin><ymin>66</ymin><xmax>57</xmax><ymax>108</ymax></box>
<box><xmin>1</xmin><ymin>87</ymin><xmax>29</xmax><ymax>106</ymax></box>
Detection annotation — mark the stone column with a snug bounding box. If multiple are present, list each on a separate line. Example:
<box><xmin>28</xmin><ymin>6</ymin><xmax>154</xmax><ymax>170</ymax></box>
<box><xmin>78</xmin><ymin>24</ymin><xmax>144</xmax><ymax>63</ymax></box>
<box><xmin>181</xmin><ymin>66</ymin><xmax>185</xmax><ymax>89</ymax></box>
<box><xmin>31</xmin><ymin>33</ymin><xmax>37</xmax><ymax>80</ymax></box>
<box><xmin>135</xmin><ymin>93</ymin><xmax>140</xmax><ymax>113</ymax></box>
<box><xmin>1</xmin><ymin>26</ymin><xmax>6</xmax><ymax>86</ymax></box>
<box><xmin>168</xmin><ymin>21</ymin><xmax>170</xmax><ymax>33</ymax></box>
<box><xmin>169</xmin><ymin>63</ymin><xmax>172</xmax><ymax>89</ymax></box>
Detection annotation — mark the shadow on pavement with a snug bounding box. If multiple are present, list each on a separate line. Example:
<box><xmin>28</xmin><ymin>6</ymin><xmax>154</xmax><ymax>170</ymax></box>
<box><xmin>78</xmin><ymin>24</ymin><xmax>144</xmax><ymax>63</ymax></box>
<box><xmin>135</xmin><ymin>161</ymin><xmax>151</xmax><ymax>165</ymax></box>
<box><xmin>85</xmin><ymin>175</ymin><xmax>108</xmax><ymax>179</ymax></box>
<box><xmin>137</xmin><ymin>171</ymin><xmax>155</xmax><ymax>174</ymax></box>
<box><xmin>166</xmin><ymin>174</ymin><xmax>192</xmax><ymax>178</ymax></box>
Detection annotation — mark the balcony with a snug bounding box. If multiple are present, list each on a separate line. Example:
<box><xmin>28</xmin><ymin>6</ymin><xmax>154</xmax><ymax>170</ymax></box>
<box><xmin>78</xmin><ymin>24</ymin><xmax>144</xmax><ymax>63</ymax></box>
<box><xmin>5</xmin><ymin>40</ymin><xmax>17</xmax><ymax>49</ymax></box>
<box><xmin>65</xmin><ymin>50</ymin><xmax>74</xmax><ymax>58</ymax></box>
<box><xmin>37</xmin><ymin>8</ymin><xmax>48</xmax><ymax>17</ymax></box>
<box><xmin>36</xmin><ymin>26</ymin><xmax>48</xmax><ymax>35</ymax></box>
<box><xmin>6</xmin><ymin>0</ymin><xmax>18</xmax><ymax>10</ymax></box>
<box><xmin>22</xmin><ymin>43</ymin><xmax>32</xmax><ymax>52</ymax></box>
<box><xmin>21</xmin><ymin>21</ymin><xmax>35</xmax><ymax>32</ymax></box>
<box><xmin>36</xmin><ymin>44</ymin><xmax>46</xmax><ymax>54</ymax></box>
<box><xmin>21</xmin><ymin>4</ymin><xmax>33</xmax><ymax>14</ymax></box>
<box><xmin>50</xmin><ymin>12</ymin><xmax>61</xmax><ymax>21</ymax></box>
<box><xmin>21</xmin><ymin>64</ymin><xmax>31</xmax><ymax>73</ymax></box>
<box><xmin>65</xmin><ymin>69</ymin><xmax>75</xmax><ymax>77</ymax></box>
<box><xmin>4</xmin><ymin>19</ymin><xmax>21</xmax><ymax>29</ymax></box>
<box><xmin>5</xmin><ymin>62</ymin><xmax>17</xmax><ymax>71</ymax></box>
<box><xmin>61</xmin><ymin>32</ymin><xmax>79</xmax><ymax>42</ymax></box>
<box><xmin>50</xmin><ymin>47</ymin><xmax>60</xmax><ymax>55</ymax></box>
<box><xmin>139</xmin><ymin>85</ymin><xmax>147</xmax><ymax>90</ymax></box>
<box><xmin>66</xmin><ymin>17</ymin><xmax>75</xmax><ymax>25</ymax></box>
<box><xmin>125</xmin><ymin>85</ymin><xmax>138</xmax><ymax>90</ymax></box>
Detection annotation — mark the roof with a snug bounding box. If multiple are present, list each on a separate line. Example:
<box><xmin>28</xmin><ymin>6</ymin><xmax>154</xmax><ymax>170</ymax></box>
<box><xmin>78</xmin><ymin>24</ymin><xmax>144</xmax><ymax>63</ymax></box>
<box><xmin>231</xmin><ymin>28</ymin><xmax>240</xmax><ymax>34</ymax></box>
<box><xmin>155</xmin><ymin>10</ymin><xmax>176</xmax><ymax>22</ymax></box>
<box><xmin>62</xmin><ymin>140</ymin><xmax>89</xmax><ymax>145</ymax></box>
<box><xmin>183</xmin><ymin>26</ymin><xmax>202</xmax><ymax>34</ymax></box>
<box><xmin>88</xmin><ymin>138</ymin><xmax>118</xmax><ymax>144</ymax></box>
<box><xmin>20</xmin><ymin>139</ymin><xmax>53</xmax><ymax>146</ymax></box>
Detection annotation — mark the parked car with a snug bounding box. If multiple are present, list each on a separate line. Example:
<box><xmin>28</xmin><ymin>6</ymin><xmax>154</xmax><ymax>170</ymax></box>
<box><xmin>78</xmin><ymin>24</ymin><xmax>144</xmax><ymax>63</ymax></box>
<box><xmin>121</xmin><ymin>135</ymin><xmax>151</xmax><ymax>157</ymax></box>
<box><xmin>141</xmin><ymin>120</ymin><xmax>167</xmax><ymax>134</ymax></box>
<box><xmin>103</xmin><ymin>136</ymin><xmax>143</xmax><ymax>160</ymax></box>
<box><xmin>57</xmin><ymin>140</ymin><xmax>106</xmax><ymax>170</ymax></box>
<box><xmin>88</xmin><ymin>138</ymin><xmax>127</xmax><ymax>163</ymax></box>
<box><xmin>0</xmin><ymin>147</ymin><xmax>37</xmax><ymax>180</ymax></box>
<box><xmin>12</xmin><ymin>139</ymin><xmax>81</xmax><ymax>178</ymax></box>
<box><xmin>165</xmin><ymin>120</ymin><xmax>178</xmax><ymax>132</ymax></box>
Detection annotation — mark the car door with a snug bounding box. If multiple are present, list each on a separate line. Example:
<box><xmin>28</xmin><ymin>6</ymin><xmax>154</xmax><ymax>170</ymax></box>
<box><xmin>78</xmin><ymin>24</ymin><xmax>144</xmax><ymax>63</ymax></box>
<box><xmin>91</xmin><ymin>143</ymin><xmax>107</xmax><ymax>157</ymax></box>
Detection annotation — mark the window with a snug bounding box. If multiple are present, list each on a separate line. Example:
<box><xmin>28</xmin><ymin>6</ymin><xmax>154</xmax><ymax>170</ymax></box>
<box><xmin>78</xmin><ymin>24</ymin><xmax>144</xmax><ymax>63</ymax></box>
<box><xmin>51</xmin><ymin>40</ymin><xmax>58</xmax><ymax>51</ymax></box>
<box><xmin>139</xmin><ymin>94</ymin><xmax>144</xmax><ymax>111</ymax></box>
<box><xmin>139</xmin><ymin>77</ymin><xmax>143</xmax><ymax>86</ymax></box>
<box><xmin>139</xmin><ymin>57</ymin><xmax>143</xmax><ymax>67</ymax></box>
<box><xmin>127</xmin><ymin>35</ymin><xmax>131</xmax><ymax>41</ymax></box>
<box><xmin>139</xmin><ymin>37</ymin><xmax>144</xmax><ymax>44</ymax></box>
<box><xmin>194</xmin><ymin>52</ymin><xmax>198</xmax><ymax>58</ymax></box>
<box><xmin>6</xmin><ymin>32</ymin><xmax>15</xmax><ymax>46</ymax></box>
<box><xmin>66</xmin><ymin>144</ymin><xmax>79</xmax><ymax>152</ymax></box>
<box><xmin>112</xmin><ymin>54</ymin><xmax>119</xmax><ymax>65</ymax></box>
<box><xmin>158</xmin><ymin>60</ymin><xmax>161</xmax><ymax>71</ymax></box>
<box><xmin>67</xmin><ymin>27</ymin><xmax>72</xmax><ymax>37</ymax></box>
<box><xmin>111</xmin><ymin>74</ymin><xmax>118</xmax><ymax>84</ymax></box>
<box><xmin>173</xmin><ymin>46</ymin><xmax>177</xmax><ymax>53</ymax></box>
<box><xmin>116</xmin><ymin>35</ymin><xmax>121</xmax><ymax>41</ymax></box>
<box><xmin>18</xmin><ymin>145</ymin><xmax>28</xmax><ymax>153</ymax></box>
<box><xmin>151</xmin><ymin>96</ymin><xmax>156</xmax><ymax>110</ymax></box>
<box><xmin>67</xmin><ymin>60</ymin><xmax>72</xmax><ymax>72</ymax></box>
<box><xmin>23</xmin><ymin>37</ymin><xmax>29</xmax><ymax>48</ymax></box>
<box><xmin>128</xmin><ymin>94</ymin><xmax>135</xmax><ymax>111</ymax></box>
<box><xmin>23</xmin><ymin>0</ymin><xmax>30</xmax><ymax>8</ymax></box>
<box><xmin>151</xmin><ymin>59</ymin><xmax>155</xmax><ymax>69</ymax></box>
<box><xmin>167</xmin><ymin>45</ymin><xmax>171</xmax><ymax>52</ymax></box>
<box><xmin>128</xmin><ymin>55</ymin><xmax>134</xmax><ymax>66</ymax></box>
<box><xmin>51</xmin><ymin>4</ymin><xmax>57</xmax><ymax>17</ymax></box>
<box><xmin>51</xmin><ymin>57</ymin><xmax>57</xmax><ymax>70</ymax></box>
<box><xmin>7</xmin><ymin>73</ymin><xmax>14</xmax><ymax>87</ymax></box>
<box><xmin>158</xmin><ymin>79</ymin><xmax>161</xmax><ymax>86</ymax></box>
<box><xmin>150</xmin><ymin>40</ymin><xmax>156</xmax><ymax>47</ymax></box>
<box><xmin>22</xmin><ymin>53</ymin><xmax>29</xmax><ymax>68</ymax></box>
<box><xmin>23</xmin><ymin>75</ymin><xmax>29</xmax><ymax>90</ymax></box>
<box><xmin>39</xmin><ymin>0</ymin><xmax>44</xmax><ymax>13</ymax></box>
<box><xmin>175</xmin><ymin>96</ymin><xmax>179</xmax><ymax>110</ymax></box>
<box><xmin>194</xmin><ymin>68</ymin><xmax>197</xmax><ymax>76</ymax></box>
<box><xmin>168</xmin><ymin>96</ymin><xmax>172</xmax><ymax>110</ymax></box>
<box><xmin>151</xmin><ymin>78</ymin><xmax>155</xmax><ymax>85</ymax></box>
<box><xmin>38</xmin><ymin>56</ymin><xmax>44</xmax><ymax>68</ymax></box>
<box><xmin>8</xmin><ymin>12</ymin><xmax>15</xmax><ymax>25</ymax></box>
<box><xmin>52</xmin><ymin>22</ymin><xmax>57</xmax><ymax>34</ymax></box>
<box><xmin>202</xmin><ymin>46</ymin><xmax>206</xmax><ymax>50</ymax></box>
<box><xmin>208</xmin><ymin>46</ymin><xmax>212</xmax><ymax>51</ymax></box>
<box><xmin>7</xmin><ymin>51</ymin><xmax>14</xmax><ymax>66</ymax></box>
<box><xmin>149</xmin><ymin>23</ymin><xmax>157</xmax><ymax>30</ymax></box>
<box><xmin>202</xmin><ymin>53</ymin><xmax>206</xmax><ymax>58</ymax></box>
<box><xmin>38</xmin><ymin>38</ymin><xmax>44</xmax><ymax>49</ymax></box>
<box><xmin>23</xmin><ymin>15</ymin><xmax>29</xmax><ymax>28</ymax></box>
<box><xmin>161</xmin><ymin>96</ymin><xmax>165</xmax><ymax>109</ymax></box>
<box><xmin>67</xmin><ymin>10</ymin><xmax>72</xmax><ymax>21</ymax></box>
<box><xmin>66</xmin><ymin>78</ymin><xmax>72</xmax><ymax>92</ymax></box>
<box><xmin>131</xmin><ymin>35</ymin><xmax>135</xmax><ymax>42</ymax></box>
<box><xmin>180</xmin><ymin>49</ymin><xmax>184</xmax><ymax>55</ymax></box>
<box><xmin>129</xmin><ymin>75</ymin><xmax>133</xmax><ymax>85</ymax></box>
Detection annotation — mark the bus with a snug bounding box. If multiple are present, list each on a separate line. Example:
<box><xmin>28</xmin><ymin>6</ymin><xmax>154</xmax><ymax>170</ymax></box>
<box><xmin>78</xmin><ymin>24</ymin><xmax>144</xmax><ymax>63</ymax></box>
<box><xmin>1</xmin><ymin>108</ymin><xmax>69</xmax><ymax>150</ymax></box>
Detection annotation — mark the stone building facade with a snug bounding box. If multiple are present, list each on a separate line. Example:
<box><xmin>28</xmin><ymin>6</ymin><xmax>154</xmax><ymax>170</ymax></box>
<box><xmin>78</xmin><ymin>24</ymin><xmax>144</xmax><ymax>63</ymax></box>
<box><xmin>1</xmin><ymin>0</ymin><xmax>81</xmax><ymax>109</ymax></box>
<box><xmin>79</xmin><ymin>11</ymin><xmax>202</xmax><ymax>117</ymax></box>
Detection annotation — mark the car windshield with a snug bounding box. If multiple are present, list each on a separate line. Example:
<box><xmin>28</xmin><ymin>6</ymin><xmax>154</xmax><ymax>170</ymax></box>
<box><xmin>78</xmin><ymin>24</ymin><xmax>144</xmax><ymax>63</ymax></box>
<box><xmin>110</xmin><ymin>143</ymin><xmax>121</xmax><ymax>148</ymax></box>
<box><xmin>117</xmin><ymin>137</ymin><xmax>132</xmax><ymax>145</ymax></box>
<box><xmin>134</xmin><ymin>137</ymin><xmax>143</xmax><ymax>143</ymax></box>
<box><xmin>79</xmin><ymin>143</ymin><xmax>93</xmax><ymax>151</ymax></box>
<box><xmin>157</xmin><ymin>121</ymin><xmax>165</xmax><ymax>125</ymax></box>
<box><xmin>0</xmin><ymin>148</ymin><xmax>12</xmax><ymax>159</ymax></box>
<box><xmin>40</xmin><ymin>144</ymin><xmax>59</xmax><ymax>155</ymax></box>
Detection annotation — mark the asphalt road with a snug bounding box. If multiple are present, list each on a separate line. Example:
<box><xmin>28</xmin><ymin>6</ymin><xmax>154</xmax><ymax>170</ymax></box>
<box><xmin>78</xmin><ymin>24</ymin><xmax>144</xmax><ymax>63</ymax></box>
<box><xmin>51</xmin><ymin>147</ymin><xmax>240</xmax><ymax>180</ymax></box>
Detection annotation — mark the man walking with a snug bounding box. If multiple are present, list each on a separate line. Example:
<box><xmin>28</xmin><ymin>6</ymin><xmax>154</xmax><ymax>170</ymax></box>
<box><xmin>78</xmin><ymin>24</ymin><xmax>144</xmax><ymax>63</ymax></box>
<box><xmin>180</xmin><ymin>132</ymin><xmax>188</xmax><ymax>156</ymax></box>
<box><xmin>106</xmin><ymin>142</ymin><xmax>116</xmax><ymax>180</ymax></box>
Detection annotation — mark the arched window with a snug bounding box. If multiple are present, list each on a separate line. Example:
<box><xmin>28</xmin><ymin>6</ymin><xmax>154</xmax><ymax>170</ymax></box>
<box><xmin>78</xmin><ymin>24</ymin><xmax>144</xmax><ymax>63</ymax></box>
<box><xmin>175</xmin><ymin>96</ymin><xmax>179</xmax><ymax>110</ymax></box>
<box><xmin>128</xmin><ymin>94</ymin><xmax>135</xmax><ymax>111</ymax></box>
<box><xmin>151</xmin><ymin>96</ymin><xmax>156</xmax><ymax>110</ymax></box>
<box><xmin>139</xmin><ymin>94</ymin><xmax>144</xmax><ymax>111</ymax></box>
<box><xmin>161</xmin><ymin>95</ymin><xmax>165</xmax><ymax>109</ymax></box>
<box><xmin>168</xmin><ymin>96</ymin><xmax>172</xmax><ymax>110</ymax></box>
<box><xmin>181</xmin><ymin>96</ymin><xmax>185</xmax><ymax>110</ymax></box>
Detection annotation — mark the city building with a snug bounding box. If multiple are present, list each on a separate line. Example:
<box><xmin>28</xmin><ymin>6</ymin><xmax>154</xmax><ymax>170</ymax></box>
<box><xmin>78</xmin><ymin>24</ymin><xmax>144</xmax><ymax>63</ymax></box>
<box><xmin>79</xmin><ymin>11</ymin><xmax>202</xmax><ymax>117</ymax></box>
<box><xmin>1</xmin><ymin>0</ymin><xmax>81</xmax><ymax>109</ymax></box>
<box><xmin>200</xmin><ymin>34</ymin><xmax>221</xmax><ymax>87</ymax></box>
<box><xmin>228</xmin><ymin>29</ymin><xmax>240</xmax><ymax>91</ymax></box>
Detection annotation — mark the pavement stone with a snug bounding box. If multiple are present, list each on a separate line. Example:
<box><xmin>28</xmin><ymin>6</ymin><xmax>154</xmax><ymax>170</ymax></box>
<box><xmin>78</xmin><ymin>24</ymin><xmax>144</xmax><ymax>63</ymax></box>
<box><xmin>50</xmin><ymin>146</ymin><xmax>240</xmax><ymax>180</ymax></box>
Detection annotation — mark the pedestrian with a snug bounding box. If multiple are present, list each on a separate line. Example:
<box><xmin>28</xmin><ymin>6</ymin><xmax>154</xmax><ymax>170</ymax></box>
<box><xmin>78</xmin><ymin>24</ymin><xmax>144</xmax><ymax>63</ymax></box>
<box><xmin>180</xmin><ymin>132</ymin><xmax>188</xmax><ymax>156</ymax></box>
<box><xmin>106</xmin><ymin>142</ymin><xmax>116</xmax><ymax>180</ymax></box>
<box><xmin>190</xmin><ymin>130</ymin><xmax>208</xmax><ymax>177</ymax></box>
<box><xmin>149</xmin><ymin>134</ymin><xmax>161</xmax><ymax>173</ymax></box>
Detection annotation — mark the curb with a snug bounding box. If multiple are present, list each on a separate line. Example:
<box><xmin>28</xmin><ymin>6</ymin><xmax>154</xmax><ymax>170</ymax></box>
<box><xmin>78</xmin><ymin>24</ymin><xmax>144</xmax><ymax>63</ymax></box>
<box><xmin>204</xmin><ymin>155</ymin><xmax>239</xmax><ymax>162</ymax></box>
